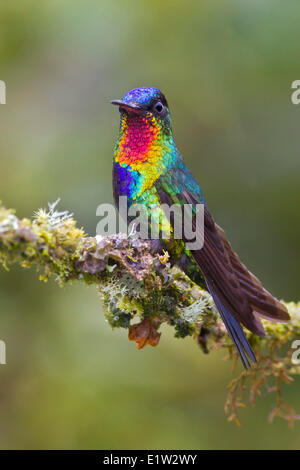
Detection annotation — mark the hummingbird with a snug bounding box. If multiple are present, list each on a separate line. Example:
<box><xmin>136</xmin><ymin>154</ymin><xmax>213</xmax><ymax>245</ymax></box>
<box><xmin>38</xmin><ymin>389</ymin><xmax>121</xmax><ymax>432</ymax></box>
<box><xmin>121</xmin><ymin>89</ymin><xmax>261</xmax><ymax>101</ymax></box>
<box><xmin>111</xmin><ymin>87</ymin><xmax>290</xmax><ymax>368</ymax></box>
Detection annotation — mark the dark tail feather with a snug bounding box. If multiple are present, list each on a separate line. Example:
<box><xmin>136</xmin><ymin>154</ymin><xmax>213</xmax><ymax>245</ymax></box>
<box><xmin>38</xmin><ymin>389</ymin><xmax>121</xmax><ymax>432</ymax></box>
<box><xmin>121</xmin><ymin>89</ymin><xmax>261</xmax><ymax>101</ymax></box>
<box><xmin>206</xmin><ymin>281</ymin><xmax>257</xmax><ymax>369</ymax></box>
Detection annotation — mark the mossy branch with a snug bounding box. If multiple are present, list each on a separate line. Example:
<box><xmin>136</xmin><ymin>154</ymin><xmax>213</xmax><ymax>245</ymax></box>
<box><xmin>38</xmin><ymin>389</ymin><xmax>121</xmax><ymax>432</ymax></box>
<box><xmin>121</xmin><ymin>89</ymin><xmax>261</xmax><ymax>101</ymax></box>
<box><xmin>0</xmin><ymin>201</ymin><xmax>299</xmax><ymax>426</ymax></box>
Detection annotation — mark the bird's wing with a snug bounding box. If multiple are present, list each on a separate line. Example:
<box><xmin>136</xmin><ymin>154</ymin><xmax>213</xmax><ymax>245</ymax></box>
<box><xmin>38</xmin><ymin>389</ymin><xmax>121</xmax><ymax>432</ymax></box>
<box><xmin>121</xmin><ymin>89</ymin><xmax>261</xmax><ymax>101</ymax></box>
<box><xmin>215</xmin><ymin>224</ymin><xmax>290</xmax><ymax>322</ymax></box>
<box><xmin>155</xmin><ymin>167</ymin><xmax>289</xmax><ymax>337</ymax></box>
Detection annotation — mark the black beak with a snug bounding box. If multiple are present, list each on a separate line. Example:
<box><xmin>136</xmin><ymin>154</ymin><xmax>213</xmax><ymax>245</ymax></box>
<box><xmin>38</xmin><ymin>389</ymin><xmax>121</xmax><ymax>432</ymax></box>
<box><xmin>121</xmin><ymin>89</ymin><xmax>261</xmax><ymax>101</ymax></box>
<box><xmin>111</xmin><ymin>100</ymin><xmax>142</xmax><ymax>114</ymax></box>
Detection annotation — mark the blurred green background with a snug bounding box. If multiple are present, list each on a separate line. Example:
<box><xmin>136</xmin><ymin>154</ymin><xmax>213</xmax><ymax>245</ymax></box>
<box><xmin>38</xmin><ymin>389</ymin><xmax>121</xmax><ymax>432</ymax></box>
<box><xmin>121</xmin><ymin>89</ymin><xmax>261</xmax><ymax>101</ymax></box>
<box><xmin>0</xmin><ymin>0</ymin><xmax>300</xmax><ymax>449</ymax></box>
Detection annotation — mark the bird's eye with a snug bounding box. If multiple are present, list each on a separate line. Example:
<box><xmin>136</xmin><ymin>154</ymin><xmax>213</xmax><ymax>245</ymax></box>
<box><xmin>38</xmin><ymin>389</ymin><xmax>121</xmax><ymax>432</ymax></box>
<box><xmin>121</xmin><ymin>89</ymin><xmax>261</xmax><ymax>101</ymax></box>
<box><xmin>154</xmin><ymin>101</ymin><xmax>164</xmax><ymax>113</ymax></box>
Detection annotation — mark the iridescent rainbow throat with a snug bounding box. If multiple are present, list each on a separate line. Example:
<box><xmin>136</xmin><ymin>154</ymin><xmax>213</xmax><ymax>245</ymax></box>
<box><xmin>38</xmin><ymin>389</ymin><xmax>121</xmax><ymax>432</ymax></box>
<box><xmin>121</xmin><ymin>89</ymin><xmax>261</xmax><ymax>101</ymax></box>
<box><xmin>113</xmin><ymin>111</ymin><xmax>176</xmax><ymax>201</ymax></box>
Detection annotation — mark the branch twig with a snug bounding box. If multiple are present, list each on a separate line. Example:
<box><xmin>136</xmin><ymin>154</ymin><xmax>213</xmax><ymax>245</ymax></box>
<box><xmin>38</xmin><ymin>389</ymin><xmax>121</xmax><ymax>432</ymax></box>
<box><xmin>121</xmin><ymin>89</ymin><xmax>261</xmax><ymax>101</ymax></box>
<box><xmin>0</xmin><ymin>201</ymin><xmax>299</xmax><ymax>425</ymax></box>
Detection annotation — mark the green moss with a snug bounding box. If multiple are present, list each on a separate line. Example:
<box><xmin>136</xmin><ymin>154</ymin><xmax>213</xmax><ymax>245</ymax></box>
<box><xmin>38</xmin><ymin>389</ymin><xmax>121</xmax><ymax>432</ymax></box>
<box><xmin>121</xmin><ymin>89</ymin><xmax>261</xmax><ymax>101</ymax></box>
<box><xmin>116</xmin><ymin>296</ymin><xmax>143</xmax><ymax>316</ymax></box>
<box><xmin>105</xmin><ymin>303</ymin><xmax>131</xmax><ymax>329</ymax></box>
<box><xmin>173</xmin><ymin>319</ymin><xmax>194</xmax><ymax>338</ymax></box>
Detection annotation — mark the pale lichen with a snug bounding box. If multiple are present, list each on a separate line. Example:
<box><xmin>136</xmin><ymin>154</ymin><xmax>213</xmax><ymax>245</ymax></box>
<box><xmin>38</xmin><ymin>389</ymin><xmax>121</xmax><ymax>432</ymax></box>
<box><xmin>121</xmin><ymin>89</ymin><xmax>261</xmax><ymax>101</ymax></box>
<box><xmin>0</xmin><ymin>201</ymin><xmax>299</xmax><ymax>426</ymax></box>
